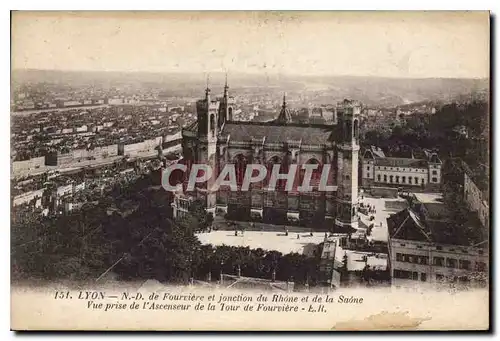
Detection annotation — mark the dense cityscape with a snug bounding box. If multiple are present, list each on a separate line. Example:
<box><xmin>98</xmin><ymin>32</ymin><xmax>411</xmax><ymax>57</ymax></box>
<box><xmin>7</xmin><ymin>9</ymin><xmax>494</xmax><ymax>334</ymax></box>
<box><xmin>10</xmin><ymin>68</ymin><xmax>489</xmax><ymax>292</ymax></box>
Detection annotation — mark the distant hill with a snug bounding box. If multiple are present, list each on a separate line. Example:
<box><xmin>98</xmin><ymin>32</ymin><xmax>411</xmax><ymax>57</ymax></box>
<box><xmin>11</xmin><ymin>69</ymin><xmax>489</xmax><ymax>107</ymax></box>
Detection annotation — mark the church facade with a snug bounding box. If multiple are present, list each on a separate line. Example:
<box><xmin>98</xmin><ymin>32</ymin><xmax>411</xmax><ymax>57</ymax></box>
<box><xmin>176</xmin><ymin>81</ymin><xmax>362</xmax><ymax>231</ymax></box>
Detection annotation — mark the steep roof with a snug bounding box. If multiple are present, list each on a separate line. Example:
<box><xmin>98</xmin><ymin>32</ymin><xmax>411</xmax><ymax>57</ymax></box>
<box><xmin>220</xmin><ymin>121</ymin><xmax>337</xmax><ymax>145</ymax></box>
<box><xmin>275</xmin><ymin>94</ymin><xmax>293</xmax><ymax>124</ymax></box>
<box><xmin>387</xmin><ymin>209</ymin><xmax>431</xmax><ymax>242</ymax></box>
<box><xmin>388</xmin><ymin>207</ymin><xmax>487</xmax><ymax>246</ymax></box>
<box><xmin>375</xmin><ymin>157</ymin><xmax>428</xmax><ymax>168</ymax></box>
<box><xmin>414</xmin><ymin>202</ymin><xmax>453</xmax><ymax>221</ymax></box>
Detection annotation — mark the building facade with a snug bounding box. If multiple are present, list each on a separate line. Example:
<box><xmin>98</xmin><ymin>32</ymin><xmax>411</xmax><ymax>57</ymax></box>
<box><xmin>387</xmin><ymin>196</ymin><xmax>488</xmax><ymax>288</ymax></box>
<box><xmin>388</xmin><ymin>236</ymin><xmax>487</xmax><ymax>288</ymax></box>
<box><xmin>464</xmin><ymin>170</ymin><xmax>489</xmax><ymax>229</ymax></box>
<box><xmin>361</xmin><ymin>147</ymin><xmax>442</xmax><ymax>190</ymax></box>
<box><xmin>174</xmin><ymin>81</ymin><xmax>362</xmax><ymax>230</ymax></box>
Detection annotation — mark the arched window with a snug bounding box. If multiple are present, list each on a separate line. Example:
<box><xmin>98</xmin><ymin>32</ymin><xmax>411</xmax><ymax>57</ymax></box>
<box><xmin>345</xmin><ymin>120</ymin><xmax>352</xmax><ymax>141</ymax></box>
<box><xmin>302</xmin><ymin>158</ymin><xmax>321</xmax><ymax>190</ymax></box>
<box><xmin>353</xmin><ymin>119</ymin><xmax>359</xmax><ymax>140</ymax></box>
<box><xmin>383</xmin><ymin>174</ymin><xmax>387</xmax><ymax>182</ymax></box>
<box><xmin>414</xmin><ymin>176</ymin><xmax>418</xmax><ymax>184</ymax></box>
<box><xmin>210</xmin><ymin>114</ymin><xmax>215</xmax><ymax>133</ymax></box>
<box><xmin>390</xmin><ymin>175</ymin><xmax>394</xmax><ymax>183</ymax></box>
<box><xmin>396</xmin><ymin>175</ymin><xmax>400</xmax><ymax>183</ymax></box>
<box><xmin>233</xmin><ymin>154</ymin><xmax>247</xmax><ymax>186</ymax></box>
<box><xmin>267</xmin><ymin>155</ymin><xmax>285</xmax><ymax>190</ymax></box>
<box><xmin>377</xmin><ymin>174</ymin><xmax>381</xmax><ymax>182</ymax></box>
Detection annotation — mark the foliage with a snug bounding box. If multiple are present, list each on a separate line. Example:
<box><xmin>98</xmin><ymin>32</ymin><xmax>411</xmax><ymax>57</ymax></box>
<box><xmin>177</xmin><ymin>199</ymin><xmax>213</xmax><ymax>233</ymax></box>
<box><xmin>13</xmin><ymin>178</ymin><xmax>323</xmax><ymax>287</ymax></box>
<box><xmin>12</xmin><ymin>205</ymin><xmax>112</xmax><ymax>281</ymax></box>
<box><xmin>191</xmin><ymin>245</ymin><xmax>322</xmax><ymax>287</ymax></box>
<box><xmin>362</xmin><ymin>100</ymin><xmax>489</xmax><ymax>171</ymax></box>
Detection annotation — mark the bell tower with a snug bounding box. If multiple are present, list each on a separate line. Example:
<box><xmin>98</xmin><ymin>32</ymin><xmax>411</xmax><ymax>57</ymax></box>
<box><xmin>195</xmin><ymin>77</ymin><xmax>219</xmax><ymax>213</ymax></box>
<box><xmin>218</xmin><ymin>73</ymin><xmax>234</xmax><ymax>127</ymax></box>
<box><xmin>197</xmin><ymin>79</ymin><xmax>218</xmax><ymax>141</ymax></box>
<box><xmin>335</xmin><ymin>99</ymin><xmax>361</xmax><ymax>231</ymax></box>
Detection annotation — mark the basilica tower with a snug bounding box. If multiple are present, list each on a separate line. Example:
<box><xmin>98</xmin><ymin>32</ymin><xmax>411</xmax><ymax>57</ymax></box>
<box><xmin>335</xmin><ymin>99</ymin><xmax>361</xmax><ymax>231</ymax></box>
<box><xmin>195</xmin><ymin>82</ymin><xmax>219</xmax><ymax>212</ymax></box>
<box><xmin>218</xmin><ymin>75</ymin><xmax>235</xmax><ymax>127</ymax></box>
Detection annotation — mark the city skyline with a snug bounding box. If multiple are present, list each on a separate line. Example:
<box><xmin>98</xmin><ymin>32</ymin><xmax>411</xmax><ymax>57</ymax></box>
<box><xmin>12</xmin><ymin>11</ymin><xmax>489</xmax><ymax>79</ymax></box>
<box><xmin>9</xmin><ymin>11</ymin><xmax>490</xmax><ymax>331</ymax></box>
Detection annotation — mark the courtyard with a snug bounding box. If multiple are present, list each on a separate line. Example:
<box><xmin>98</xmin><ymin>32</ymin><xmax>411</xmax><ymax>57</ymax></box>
<box><xmin>197</xmin><ymin>191</ymin><xmax>414</xmax><ymax>254</ymax></box>
<box><xmin>357</xmin><ymin>191</ymin><xmax>409</xmax><ymax>242</ymax></box>
<box><xmin>196</xmin><ymin>231</ymin><xmax>328</xmax><ymax>256</ymax></box>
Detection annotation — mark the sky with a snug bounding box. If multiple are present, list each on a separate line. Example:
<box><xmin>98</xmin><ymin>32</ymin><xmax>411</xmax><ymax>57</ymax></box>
<box><xmin>11</xmin><ymin>11</ymin><xmax>490</xmax><ymax>78</ymax></box>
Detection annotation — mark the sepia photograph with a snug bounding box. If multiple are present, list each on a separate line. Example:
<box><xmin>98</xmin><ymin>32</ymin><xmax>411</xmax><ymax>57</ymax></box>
<box><xmin>9</xmin><ymin>10</ymin><xmax>490</xmax><ymax>331</ymax></box>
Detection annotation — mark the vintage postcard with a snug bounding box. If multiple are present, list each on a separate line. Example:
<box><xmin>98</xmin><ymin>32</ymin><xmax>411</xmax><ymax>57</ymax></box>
<box><xmin>10</xmin><ymin>11</ymin><xmax>490</xmax><ymax>331</ymax></box>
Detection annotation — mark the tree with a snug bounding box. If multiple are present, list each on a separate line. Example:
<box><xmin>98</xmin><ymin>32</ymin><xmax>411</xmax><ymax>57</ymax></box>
<box><xmin>178</xmin><ymin>199</ymin><xmax>210</xmax><ymax>233</ymax></box>
<box><xmin>12</xmin><ymin>204</ymin><xmax>112</xmax><ymax>281</ymax></box>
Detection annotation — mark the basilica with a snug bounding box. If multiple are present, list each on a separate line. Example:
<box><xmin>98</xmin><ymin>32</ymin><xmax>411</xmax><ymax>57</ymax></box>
<box><xmin>174</xmin><ymin>80</ymin><xmax>362</xmax><ymax>231</ymax></box>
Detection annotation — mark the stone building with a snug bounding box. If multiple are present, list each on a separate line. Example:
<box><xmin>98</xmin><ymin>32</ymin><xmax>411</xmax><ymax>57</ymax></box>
<box><xmin>361</xmin><ymin>146</ymin><xmax>442</xmax><ymax>190</ymax></box>
<box><xmin>462</xmin><ymin>162</ymin><xmax>489</xmax><ymax>229</ymax></box>
<box><xmin>174</xmin><ymin>80</ymin><xmax>362</xmax><ymax>231</ymax></box>
<box><xmin>387</xmin><ymin>194</ymin><xmax>488</xmax><ymax>288</ymax></box>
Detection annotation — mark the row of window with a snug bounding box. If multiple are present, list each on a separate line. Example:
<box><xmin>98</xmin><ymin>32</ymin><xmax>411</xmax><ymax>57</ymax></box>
<box><xmin>400</xmin><ymin>244</ymin><xmax>485</xmax><ymax>255</ymax></box>
<box><xmin>373</xmin><ymin>166</ymin><xmax>427</xmax><ymax>172</ymax></box>
<box><xmin>366</xmin><ymin>167</ymin><xmax>439</xmax><ymax>176</ymax></box>
<box><xmin>396</xmin><ymin>253</ymin><xmax>429</xmax><ymax>265</ymax></box>
<box><xmin>395</xmin><ymin>253</ymin><xmax>487</xmax><ymax>271</ymax></box>
<box><xmin>376</xmin><ymin>174</ymin><xmax>427</xmax><ymax>184</ymax></box>
<box><xmin>394</xmin><ymin>270</ymin><xmax>483</xmax><ymax>284</ymax></box>
<box><xmin>394</xmin><ymin>270</ymin><xmax>427</xmax><ymax>281</ymax></box>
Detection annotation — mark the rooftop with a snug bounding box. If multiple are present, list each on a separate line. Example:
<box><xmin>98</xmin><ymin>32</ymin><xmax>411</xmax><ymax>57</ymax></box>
<box><xmin>275</xmin><ymin>94</ymin><xmax>293</xmax><ymax>124</ymax></box>
<box><xmin>375</xmin><ymin>157</ymin><xmax>428</xmax><ymax>168</ymax></box>
<box><xmin>411</xmin><ymin>193</ymin><xmax>444</xmax><ymax>204</ymax></box>
<box><xmin>416</xmin><ymin>202</ymin><xmax>453</xmax><ymax>220</ymax></box>
<box><xmin>321</xmin><ymin>238</ymin><xmax>388</xmax><ymax>272</ymax></box>
<box><xmin>220</xmin><ymin>121</ymin><xmax>337</xmax><ymax>145</ymax></box>
<box><xmin>388</xmin><ymin>206</ymin><xmax>487</xmax><ymax>247</ymax></box>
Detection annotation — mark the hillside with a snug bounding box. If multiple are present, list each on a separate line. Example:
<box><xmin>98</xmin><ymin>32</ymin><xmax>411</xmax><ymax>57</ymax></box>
<box><xmin>11</xmin><ymin>69</ymin><xmax>489</xmax><ymax>107</ymax></box>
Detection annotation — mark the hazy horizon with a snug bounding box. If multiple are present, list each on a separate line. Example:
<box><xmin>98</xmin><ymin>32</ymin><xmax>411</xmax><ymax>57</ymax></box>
<box><xmin>11</xmin><ymin>11</ymin><xmax>489</xmax><ymax>79</ymax></box>
<box><xmin>11</xmin><ymin>68</ymin><xmax>490</xmax><ymax>81</ymax></box>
